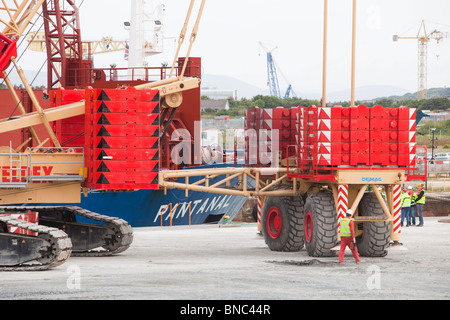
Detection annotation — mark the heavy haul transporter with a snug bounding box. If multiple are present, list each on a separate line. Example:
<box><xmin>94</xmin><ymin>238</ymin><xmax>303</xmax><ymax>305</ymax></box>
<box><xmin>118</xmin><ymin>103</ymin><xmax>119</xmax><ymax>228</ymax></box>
<box><xmin>158</xmin><ymin>0</ymin><xmax>427</xmax><ymax>258</ymax></box>
<box><xmin>160</xmin><ymin>104</ymin><xmax>426</xmax><ymax>257</ymax></box>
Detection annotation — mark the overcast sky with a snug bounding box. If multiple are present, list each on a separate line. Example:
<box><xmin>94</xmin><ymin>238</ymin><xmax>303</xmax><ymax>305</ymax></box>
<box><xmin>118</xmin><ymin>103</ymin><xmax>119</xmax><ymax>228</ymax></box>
<box><xmin>17</xmin><ymin>0</ymin><xmax>450</xmax><ymax>97</ymax></box>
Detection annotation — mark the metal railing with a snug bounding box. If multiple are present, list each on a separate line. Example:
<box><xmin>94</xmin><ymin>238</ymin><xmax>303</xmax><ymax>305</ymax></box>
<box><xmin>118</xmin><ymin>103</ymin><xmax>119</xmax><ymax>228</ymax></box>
<box><xmin>0</xmin><ymin>147</ymin><xmax>85</xmax><ymax>188</ymax></box>
<box><xmin>286</xmin><ymin>143</ymin><xmax>427</xmax><ymax>183</ymax></box>
<box><xmin>27</xmin><ymin>147</ymin><xmax>85</xmax><ymax>182</ymax></box>
<box><xmin>0</xmin><ymin>148</ymin><xmax>30</xmax><ymax>188</ymax></box>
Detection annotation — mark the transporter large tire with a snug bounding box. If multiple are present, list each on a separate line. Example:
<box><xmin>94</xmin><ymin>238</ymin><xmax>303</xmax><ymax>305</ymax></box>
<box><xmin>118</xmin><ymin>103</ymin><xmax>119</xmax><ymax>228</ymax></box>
<box><xmin>262</xmin><ymin>196</ymin><xmax>304</xmax><ymax>252</ymax></box>
<box><xmin>304</xmin><ymin>191</ymin><xmax>338</xmax><ymax>257</ymax></box>
<box><xmin>356</xmin><ymin>192</ymin><xmax>390</xmax><ymax>257</ymax></box>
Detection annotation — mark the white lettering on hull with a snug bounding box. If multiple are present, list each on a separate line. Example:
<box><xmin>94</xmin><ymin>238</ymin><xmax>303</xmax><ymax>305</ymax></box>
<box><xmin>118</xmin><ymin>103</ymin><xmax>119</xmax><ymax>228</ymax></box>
<box><xmin>152</xmin><ymin>194</ymin><xmax>234</xmax><ymax>224</ymax></box>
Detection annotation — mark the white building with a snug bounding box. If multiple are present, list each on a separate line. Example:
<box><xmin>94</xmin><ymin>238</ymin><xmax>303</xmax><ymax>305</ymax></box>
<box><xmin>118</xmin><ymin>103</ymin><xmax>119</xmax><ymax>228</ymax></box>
<box><xmin>201</xmin><ymin>89</ymin><xmax>238</xmax><ymax>101</ymax></box>
<box><xmin>201</xmin><ymin>100</ymin><xmax>230</xmax><ymax>112</ymax></box>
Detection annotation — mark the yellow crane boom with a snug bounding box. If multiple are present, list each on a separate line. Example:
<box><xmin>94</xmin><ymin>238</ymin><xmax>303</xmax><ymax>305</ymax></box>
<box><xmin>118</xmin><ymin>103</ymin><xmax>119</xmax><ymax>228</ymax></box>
<box><xmin>0</xmin><ymin>0</ymin><xmax>46</xmax><ymax>38</ymax></box>
<box><xmin>27</xmin><ymin>31</ymin><xmax>128</xmax><ymax>55</ymax></box>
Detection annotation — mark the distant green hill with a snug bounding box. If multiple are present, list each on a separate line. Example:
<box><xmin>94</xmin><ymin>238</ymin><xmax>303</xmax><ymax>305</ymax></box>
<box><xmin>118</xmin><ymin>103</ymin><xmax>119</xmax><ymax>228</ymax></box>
<box><xmin>363</xmin><ymin>87</ymin><xmax>450</xmax><ymax>111</ymax></box>
<box><xmin>381</xmin><ymin>87</ymin><xmax>450</xmax><ymax>101</ymax></box>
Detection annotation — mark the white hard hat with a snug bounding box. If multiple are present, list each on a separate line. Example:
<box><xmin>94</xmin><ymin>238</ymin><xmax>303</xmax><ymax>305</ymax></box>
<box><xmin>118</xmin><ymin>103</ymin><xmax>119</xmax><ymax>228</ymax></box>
<box><xmin>346</xmin><ymin>209</ymin><xmax>353</xmax><ymax>216</ymax></box>
<box><xmin>378</xmin><ymin>187</ymin><xmax>382</xmax><ymax>191</ymax></box>
<box><xmin>408</xmin><ymin>186</ymin><xmax>412</xmax><ymax>190</ymax></box>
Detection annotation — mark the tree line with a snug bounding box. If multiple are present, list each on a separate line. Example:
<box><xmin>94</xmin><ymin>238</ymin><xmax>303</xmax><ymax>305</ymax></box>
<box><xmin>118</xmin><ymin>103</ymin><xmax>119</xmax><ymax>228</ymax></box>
<box><xmin>202</xmin><ymin>94</ymin><xmax>450</xmax><ymax>118</ymax></box>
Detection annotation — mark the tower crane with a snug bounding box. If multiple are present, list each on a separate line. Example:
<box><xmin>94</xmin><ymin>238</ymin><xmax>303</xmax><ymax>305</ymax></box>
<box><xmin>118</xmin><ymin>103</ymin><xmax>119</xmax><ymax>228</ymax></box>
<box><xmin>259</xmin><ymin>42</ymin><xmax>297</xmax><ymax>99</ymax></box>
<box><xmin>259</xmin><ymin>41</ymin><xmax>280</xmax><ymax>98</ymax></box>
<box><xmin>393</xmin><ymin>20</ymin><xmax>450</xmax><ymax>100</ymax></box>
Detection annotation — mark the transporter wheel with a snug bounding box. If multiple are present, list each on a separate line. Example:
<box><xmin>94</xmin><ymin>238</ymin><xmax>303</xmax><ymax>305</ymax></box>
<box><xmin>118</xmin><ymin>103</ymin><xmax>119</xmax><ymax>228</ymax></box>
<box><xmin>304</xmin><ymin>191</ymin><xmax>338</xmax><ymax>257</ymax></box>
<box><xmin>356</xmin><ymin>193</ymin><xmax>390</xmax><ymax>257</ymax></box>
<box><xmin>262</xmin><ymin>196</ymin><xmax>304</xmax><ymax>252</ymax></box>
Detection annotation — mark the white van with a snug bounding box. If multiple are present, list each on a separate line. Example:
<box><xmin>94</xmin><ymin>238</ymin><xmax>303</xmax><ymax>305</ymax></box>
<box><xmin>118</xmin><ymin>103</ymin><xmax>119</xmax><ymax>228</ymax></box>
<box><xmin>434</xmin><ymin>153</ymin><xmax>450</xmax><ymax>161</ymax></box>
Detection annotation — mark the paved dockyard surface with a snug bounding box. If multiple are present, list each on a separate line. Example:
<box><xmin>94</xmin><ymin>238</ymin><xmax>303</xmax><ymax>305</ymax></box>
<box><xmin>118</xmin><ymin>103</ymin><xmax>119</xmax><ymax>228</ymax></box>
<box><xmin>0</xmin><ymin>217</ymin><xmax>449</xmax><ymax>301</ymax></box>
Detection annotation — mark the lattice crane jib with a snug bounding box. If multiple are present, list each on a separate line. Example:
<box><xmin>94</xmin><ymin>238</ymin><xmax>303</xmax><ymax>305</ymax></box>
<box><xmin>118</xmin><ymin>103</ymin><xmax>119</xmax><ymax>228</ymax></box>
<box><xmin>0</xmin><ymin>0</ymin><xmax>62</xmax><ymax>148</ymax></box>
<box><xmin>394</xmin><ymin>20</ymin><xmax>450</xmax><ymax>100</ymax></box>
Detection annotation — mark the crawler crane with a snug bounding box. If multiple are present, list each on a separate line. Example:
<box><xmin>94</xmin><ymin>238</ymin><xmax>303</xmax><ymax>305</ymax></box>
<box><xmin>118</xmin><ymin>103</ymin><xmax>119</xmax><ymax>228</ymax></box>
<box><xmin>0</xmin><ymin>0</ymin><xmax>205</xmax><ymax>270</ymax></box>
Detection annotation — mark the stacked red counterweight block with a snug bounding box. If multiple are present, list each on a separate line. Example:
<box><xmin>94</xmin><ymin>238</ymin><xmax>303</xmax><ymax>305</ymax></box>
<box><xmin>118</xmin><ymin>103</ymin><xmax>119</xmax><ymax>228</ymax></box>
<box><xmin>244</xmin><ymin>105</ymin><xmax>416</xmax><ymax>170</ymax></box>
<box><xmin>84</xmin><ymin>87</ymin><xmax>160</xmax><ymax>189</ymax></box>
<box><xmin>244</xmin><ymin>106</ymin><xmax>298</xmax><ymax>165</ymax></box>
<box><xmin>52</xmin><ymin>87</ymin><xmax>160</xmax><ymax>189</ymax></box>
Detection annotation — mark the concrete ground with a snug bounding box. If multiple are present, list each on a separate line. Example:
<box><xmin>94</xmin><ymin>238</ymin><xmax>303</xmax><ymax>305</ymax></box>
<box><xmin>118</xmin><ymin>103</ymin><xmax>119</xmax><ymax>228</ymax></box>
<box><xmin>0</xmin><ymin>217</ymin><xmax>449</xmax><ymax>300</ymax></box>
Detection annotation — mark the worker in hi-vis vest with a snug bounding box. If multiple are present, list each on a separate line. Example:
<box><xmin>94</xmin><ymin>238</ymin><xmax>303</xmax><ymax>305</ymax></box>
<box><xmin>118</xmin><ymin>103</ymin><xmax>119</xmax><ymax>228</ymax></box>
<box><xmin>414</xmin><ymin>183</ymin><xmax>425</xmax><ymax>227</ymax></box>
<box><xmin>401</xmin><ymin>188</ymin><xmax>412</xmax><ymax>227</ymax></box>
<box><xmin>339</xmin><ymin>209</ymin><xmax>361</xmax><ymax>263</ymax></box>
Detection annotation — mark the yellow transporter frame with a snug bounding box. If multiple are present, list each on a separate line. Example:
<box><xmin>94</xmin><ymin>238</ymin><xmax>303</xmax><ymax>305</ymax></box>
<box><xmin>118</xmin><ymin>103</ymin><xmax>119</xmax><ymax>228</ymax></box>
<box><xmin>159</xmin><ymin>167</ymin><xmax>406</xmax><ymax>242</ymax></box>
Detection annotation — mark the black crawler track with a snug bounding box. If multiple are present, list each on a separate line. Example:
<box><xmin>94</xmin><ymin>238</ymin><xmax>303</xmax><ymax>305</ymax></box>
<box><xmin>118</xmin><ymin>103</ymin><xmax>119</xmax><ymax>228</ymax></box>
<box><xmin>0</xmin><ymin>215</ymin><xmax>72</xmax><ymax>271</ymax></box>
<box><xmin>0</xmin><ymin>206</ymin><xmax>133</xmax><ymax>270</ymax></box>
